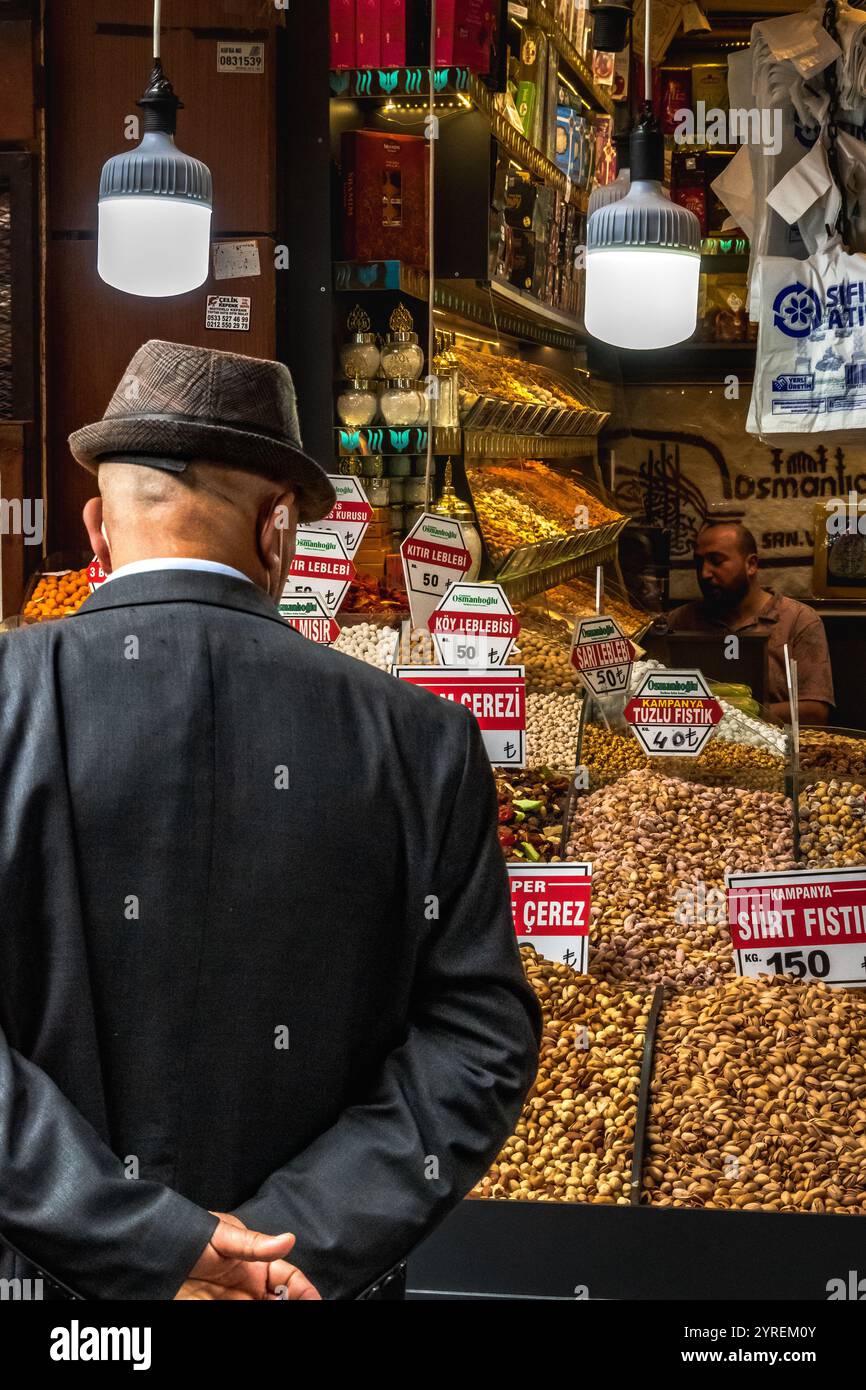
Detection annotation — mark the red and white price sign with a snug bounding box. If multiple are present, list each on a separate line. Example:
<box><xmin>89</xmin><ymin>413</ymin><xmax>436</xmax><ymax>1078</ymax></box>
<box><xmin>428</xmin><ymin>582</ymin><xmax>519</xmax><ymax>668</ymax></box>
<box><xmin>87</xmin><ymin>556</ymin><xmax>107</xmax><ymax>592</ymax></box>
<box><xmin>311</xmin><ymin>476</ymin><xmax>373</xmax><ymax>559</ymax></box>
<box><xmin>283</xmin><ymin>528</ymin><xmax>355</xmax><ymax>618</ymax></box>
<box><xmin>278</xmin><ymin>593</ymin><xmax>340</xmax><ymax>644</ymax></box>
<box><xmin>400</xmin><ymin>512</ymin><xmax>472</xmax><ymax>630</ymax></box>
<box><xmin>728</xmin><ymin>867</ymin><xmax>866</xmax><ymax>988</ymax></box>
<box><xmin>508</xmin><ymin>862</ymin><xmax>592</xmax><ymax>971</ymax></box>
<box><xmin>394</xmin><ymin>666</ymin><xmax>526</xmax><ymax>768</ymax></box>
<box><xmin>570</xmin><ymin>614</ymin><xmax>636</xmax><ymax>696</ymax></box>
<box><xmin>624</xmin><ymin>669</ymin><xmax>722</xmax><ymax>757</ymax></box>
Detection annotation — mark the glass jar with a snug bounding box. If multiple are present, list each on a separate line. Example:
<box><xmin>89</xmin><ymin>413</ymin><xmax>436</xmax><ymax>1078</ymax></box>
<box><xmin>380</xmin><ymin>335</ymin><xmax>424</xmax><ymax>380</ymax></box>
<box><xmin>379</xmin><ymin>378</ymin><xmax>424</xmax><ymax>427</ymax></box>
<box><xmin>339</xmin><ymin>336</ymin><xmax>381</xmax><ymax>380</ymax></box>
<box><xmin>364</xmin><ymin>476</ymin><xmax>390</xmax><ymax>507</ymax></box>
<box><xmin>336</xmin><ymin>378</ymin><xmax>378</xmax><ymax>427</ymax></box>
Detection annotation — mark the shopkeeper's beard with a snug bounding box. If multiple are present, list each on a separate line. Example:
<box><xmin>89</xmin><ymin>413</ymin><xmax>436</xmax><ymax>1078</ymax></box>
<box><xmin>698</xmin><ymin>571</ymin><xmax>750</xmax><ymax>612</ymax></box>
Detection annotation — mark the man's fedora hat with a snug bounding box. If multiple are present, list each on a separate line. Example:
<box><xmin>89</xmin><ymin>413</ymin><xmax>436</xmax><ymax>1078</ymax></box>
<box><xmin>68</xmin><ymin>339</ymin><xmax>336</xmax><ymax>523</ymax></box>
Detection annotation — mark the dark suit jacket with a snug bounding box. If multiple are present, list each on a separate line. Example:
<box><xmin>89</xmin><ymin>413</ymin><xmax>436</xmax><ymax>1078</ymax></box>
<box><xmin>0</xmin><ymin>568</ymin><xmax>540</xmax><ymax>1299</ymax></box>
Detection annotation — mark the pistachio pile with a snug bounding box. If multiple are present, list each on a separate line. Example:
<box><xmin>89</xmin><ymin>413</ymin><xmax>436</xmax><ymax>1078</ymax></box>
<box><xmin>495</xmin><ymin>770</ymin><xmax>570</xmax><ymax>862</ymax></box>
<box><xmin>644</xmin><ymin>976</ymin><xmax>866</xmax><ymax>1215</ymax></box>
<box><xmin>566</xmin><ymin>770</ymin><xmax>794</xmax><ymax>989</ymax></box>
<box><xmin>799</xmin><ymin>779</ymin><xmax>866</xmax><ymax>868</ymax></box>
<box><xmin>472</xmin><ymin>948</ymin><xmax>649</xmax><ymax>1204</ymax></box>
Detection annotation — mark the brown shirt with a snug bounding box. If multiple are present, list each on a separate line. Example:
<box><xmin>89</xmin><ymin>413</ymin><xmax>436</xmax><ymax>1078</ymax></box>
<box><xmin>665</xmin><ymin>588</ymin><xmax>835</xmax><ymax>709</ymax></box>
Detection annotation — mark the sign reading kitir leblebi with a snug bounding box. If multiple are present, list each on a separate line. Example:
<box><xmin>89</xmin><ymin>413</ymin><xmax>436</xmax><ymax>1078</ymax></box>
<box><xmin>282</xmin><ymin>528</ymin><xmax>355</xmax><ymax>618</ymax></box>
<box><xmin>624</xmin><ymin>669</ymin><xmax>723</xmax><ymax>757</ymax></box>
<box><xmin>727</xmin><ymin>867</ymin><xmax>866</xmax><ymax>988</ymax></box>
<box><xmin>399</xmin><ymin>512</ymin><xmax>472</xmax><ymax>630</ymax></box>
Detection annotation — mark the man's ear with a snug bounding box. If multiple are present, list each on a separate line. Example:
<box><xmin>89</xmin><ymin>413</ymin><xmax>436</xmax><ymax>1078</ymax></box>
<box><xmin>83</xmin><ymin>496</ymin><xmax>112</xmax><ymax>573</ymax></box>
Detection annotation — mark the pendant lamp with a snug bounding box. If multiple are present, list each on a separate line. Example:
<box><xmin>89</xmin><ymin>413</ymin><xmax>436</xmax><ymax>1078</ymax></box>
<box><xmin>97</xmin><ymin>0</ymin><xmax>213</xmax><ymax>297</ymax></box>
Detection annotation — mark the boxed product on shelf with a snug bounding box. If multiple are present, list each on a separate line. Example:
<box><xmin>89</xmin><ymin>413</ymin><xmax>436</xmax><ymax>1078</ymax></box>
<box><xmin>330</xmin><ymin>0</ymin><xmax>355</xmax><ymax>68</ymax></box>
<box><xmin>435</xmin><ymin>0</ymin><xmax>497</xmax><ymax>71</ymax></box>
<box><xmin>511</xmin><ymin>25</ymin><xmax>548</xmax><ymax>150</ymax></box>
<box><xmin>657</xmin><ymin>66</ymin><xmax>691</xmax><ymax>136</ymax></box>
<box><xmin>355</xmin><ymin>0</ymin><xmax>381</xmax><ymax>66</ymax></box>
<box><xmin>692</xmin><ymin>62</ymin><xmax>729</xmax><ymax>112</ymax></box>
<box><xmin>701</xmin><ymin>272</ymin><xmax>749</xmax><ymax>341</ymax></box>
<box><xmin>672</xmin><ymin>150</ymin><xmax>708</xmax><ymax>236</ymax></box>
<box><xmin>341</xmin><ymin>130</ymin><xmax>429</xmax><ymax>267</ymax></box>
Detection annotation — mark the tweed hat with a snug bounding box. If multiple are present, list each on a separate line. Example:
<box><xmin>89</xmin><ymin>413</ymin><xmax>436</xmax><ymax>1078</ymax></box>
<box><xmin>68</xmin><ymin>339</ymin><xmax>336</xmax><ymax>523</ymax></box>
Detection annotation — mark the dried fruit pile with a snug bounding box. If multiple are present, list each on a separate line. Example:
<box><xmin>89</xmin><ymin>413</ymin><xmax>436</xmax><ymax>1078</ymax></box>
<box><xmin>495</xmin><ymin>770</ymin><xmax>570</xmax><ymax>862</ymax></box>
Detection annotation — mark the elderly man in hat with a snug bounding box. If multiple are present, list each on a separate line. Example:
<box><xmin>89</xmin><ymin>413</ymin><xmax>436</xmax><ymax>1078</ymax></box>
<box><xmin>0</xmin><ymin>340</ymin><xmax>540</xmax><ymax>1301</ymax></box>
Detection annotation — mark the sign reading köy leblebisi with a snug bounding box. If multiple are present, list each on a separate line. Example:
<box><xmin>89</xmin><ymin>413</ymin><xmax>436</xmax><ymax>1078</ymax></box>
<box><xmin>509</xmin><ymin>862</ymin><xmax>592</xmax><ymax>972</ymax></box>
<box><xmin>624</xmin><ymin>669</ymin><xmax>722</xmax><ymax>757</ymax></box>
<box><xmin>428</xmin><ymin>582</ymin><xmax>519</xmax><ymax>668</ymax></box>
<box><xmin>282</xmin><ymin>528</ymin><xmax>355</xmax><ymax>618</ymax></box>
<box><xmin>399</xmin><ymin>513</ymin><xmax>472</xmax><ymax>630</ymax></box>
<box><xmin>394</xmin><ymin>666</ymin><xmax>526</xmax><ymax>768</ymax></box>
<box><xmin>727</xmin><ymin>867</ymin><xmax>866</xmax><ymax>988</ymax></box>
<box><xmin>570</xmin><ymin>614</ymin><xmax>636</xmax><ymax>696</ymax></box>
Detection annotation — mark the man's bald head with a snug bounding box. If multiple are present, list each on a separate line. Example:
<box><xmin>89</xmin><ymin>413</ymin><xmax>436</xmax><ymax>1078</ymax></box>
<box><xmin>83</xmin><ymin>460</ymin><xmax>299</xmax><ymax>598</ymax></box>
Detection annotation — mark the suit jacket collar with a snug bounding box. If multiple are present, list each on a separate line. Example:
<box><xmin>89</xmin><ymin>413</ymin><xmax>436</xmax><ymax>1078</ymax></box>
<box><xmin>75</xmin><ymin>567</ymin><xmax>295</xmax><ymax>633</ymax></box>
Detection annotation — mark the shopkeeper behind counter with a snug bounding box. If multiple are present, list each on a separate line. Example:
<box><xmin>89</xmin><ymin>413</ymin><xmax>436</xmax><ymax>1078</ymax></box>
<box><xmin>665</xmin><ymin>522</ymin><xmax>834</xmax><ymax>725</ymax></box>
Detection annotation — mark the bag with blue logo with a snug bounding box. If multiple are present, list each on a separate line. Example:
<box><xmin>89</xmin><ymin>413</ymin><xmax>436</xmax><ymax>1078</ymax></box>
<box><xmin>747</xmin><ymin>233</ymin><xmax>866</xmax><ymax>441</ymax></box>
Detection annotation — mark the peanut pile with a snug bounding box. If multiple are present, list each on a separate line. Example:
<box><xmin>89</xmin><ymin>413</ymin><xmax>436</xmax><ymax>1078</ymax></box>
<box><xmin>566</xmin><ymin>770</ymin><xmax>794</xmax><ymax>989</ymax></box>
<box><xmin>472</xmin><ymin>948</ymin><xmax>649</xmax><ymax>1204</ymax></box>
<box><xmin>644</xmin><ymin>976</ymin><xmax>866</xmax><ymax>1215</ymax></box>
<box><xmin>525</xmin><ymin>691</ymin><xmax>581</xmax><ymax>771</ymax></box>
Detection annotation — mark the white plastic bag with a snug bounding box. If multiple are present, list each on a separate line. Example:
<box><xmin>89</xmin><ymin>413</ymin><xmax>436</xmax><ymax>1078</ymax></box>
<box><xmin>747</xmin><ymin>234</ymin><xmax>866</xmax><ymax>441</ymax></box>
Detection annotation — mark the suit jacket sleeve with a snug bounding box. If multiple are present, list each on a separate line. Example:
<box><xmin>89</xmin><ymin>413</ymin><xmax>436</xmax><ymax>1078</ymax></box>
<box><xmin>234</xmin><ymin>710</ymin><xmax>542</xmax><ymax>1298</ymax></box>
<box><xmin>0</xmin><ymin>1031</ymin><xmax>218</xmax><ymax>1299</ymax></box>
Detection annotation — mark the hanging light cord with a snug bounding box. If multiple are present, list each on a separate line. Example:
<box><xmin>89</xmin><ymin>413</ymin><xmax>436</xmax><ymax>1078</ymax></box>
<box><xmin>644</xmin><ymin>0</ymin><xmax>652</xmax><ymax>105</ymax></box>
<box><xmin>153</xmin><ymin>0</ymin><xmax>162</xmax><ymax>61</ymax></box>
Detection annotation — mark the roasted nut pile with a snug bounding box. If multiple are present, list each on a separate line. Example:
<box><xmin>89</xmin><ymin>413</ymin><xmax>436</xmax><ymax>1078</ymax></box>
<box><xmin>578</xmin><ymin>727</ymin><xmax>785</xmax><ymax>793</ymax></box>
<box><xmin>472</xmin><ymin>948</ymin><xmax>649</xmax><ymax>1203</ymax></box>
<box><xmin>800</xmin><ymin>729</ymin><xmax>866</xmax><ymax>780</ymax></box>
<box><xmin>525</xmin><ymin>691</ymin><xmax>581</xmax><ymax>771</ymax></box>
<box><xmin>23</xmin><ymin>569</ymin><xmax>90</xmax><ymax>620</ymax></box>
<box><xmin>332</xmin><ymin>621</ymin><xmax>398</xmax><ymax>671</ymax></box>
<box><xmin>644</xmin><ymin>976</ymin><xmax>866</xmax><ymax>1214</ymax></box>
<box><xmin>566</xmin><ymin>770</ymin><xmax>794</xmax><ymax>989</ymax></box>
<box><xmin>799</xmin><ymin>779</ymin><xmax>866</xmax><ymax>867</ymax></box>
<box><xmin>495</xmin><ymin>769</ymin><xmax>570</xmax><ymax>862</ymax></box>
<box><xmin>512</xmin><ymin>625</ymin><xmax>581</xmax><ymax>694</ymax></box>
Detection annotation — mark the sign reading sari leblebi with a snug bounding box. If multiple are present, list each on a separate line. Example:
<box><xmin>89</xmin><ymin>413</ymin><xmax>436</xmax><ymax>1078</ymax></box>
<box><xmin>569</xmin><ymin>614</ymin><xmax>636</xmax><ymax>696</ymax></box>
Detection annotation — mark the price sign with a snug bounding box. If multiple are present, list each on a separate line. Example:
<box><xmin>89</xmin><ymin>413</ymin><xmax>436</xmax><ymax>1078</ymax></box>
<box><xmin>399</xmin><ymin>513</ymin><xmax>472</xmax><ymax>630</ymax></box>
<box><xmin>278</xmin><ymin>594</ymin><xmax>340</xmax><ymax>645</ymax></box>
<box><xmin>394</xmin><ymin>666</ymin><xmax>526</xmax><ymax>768</ymax></box>
<box><xmin>428</xmin><ymin>582</ymin><xmax>519</xmax><ymax>668</ymax></box>
<box><xmin>508</xmin><ymin>862</ymin><xmax>592</xmax><ymax>971</ymax></box>
<box><xmin>728</xmin><ymin>867</ymin><xmax>866</xmax><ymax>988</ymax></box>
<box><xmin>282</xmin><ymin>528</ymin><xmax>355</xmax><ymax>618</ymax></box>
<box><xmin>87</xmin><ymin>556</ymin><xmax>107</xmax><ymax>593</ymax></box>
<box><xmin>570</xmin><ymin>614</ymin><xmax>636</xmax><ymax>696</ymax></box>
<box><xmin>624</xmin><ymin>669</ymin><xmax>722</xmax><ymax>757</ymax></box>
<box><xmin>311</xmin><ymin>476</ymin><xmax>373</xmax><ymax>560</ymax></box>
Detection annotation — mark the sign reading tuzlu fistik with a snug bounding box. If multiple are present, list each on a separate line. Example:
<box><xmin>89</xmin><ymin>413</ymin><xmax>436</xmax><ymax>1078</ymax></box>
<box><xmin>624</xmin><ymin>669</ymin><xmax>723</xmax><ymax>757</ymax></box>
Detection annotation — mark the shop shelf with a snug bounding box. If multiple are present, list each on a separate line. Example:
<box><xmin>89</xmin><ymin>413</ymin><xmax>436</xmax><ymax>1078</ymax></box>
<box><xmin>336</xmin><ymin>424</ymin><xmax>461</xmax><ymax>458</ymax></box>
<box><xmin>406</xmin><ymin>1198</ymin><xmax>866</xmax><ymax>1300</ymax></box>
<box><xmin>491</xmin><ymin>520</ymin><xmax>628</xmax><ymax>602</ymax></box>
<box><xmin>435</xmin><ymin>277</ymin><xmax>585</xmax><ymax>350</ymax></box>
<box><xmin>463</xmin><ymin>430</ymin><xmax>597</xmax><ymax>459</ymax></box>
<box><xmin>333</xmin><ymin>260</ymin><xmax>430</xmax><ymax>298</ymax></box>
<box><xmin>522</xmin><ymin>0</ymin><xmax>615</xmax><ymax>117</ymax></box>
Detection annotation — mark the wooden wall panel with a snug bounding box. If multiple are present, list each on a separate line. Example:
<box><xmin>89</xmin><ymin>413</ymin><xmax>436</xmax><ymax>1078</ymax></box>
<box><xmin>0</xmin><ymin>422</ymin><xmax>27</xmax><ymax>618</ymax></box>
<box><xmin>46</xmin><ymin>1</ymin><xmax>279</xmax><ymax>234</ymax></box>
<box><xmin>0</xmin><ymin>19</ymin><xmax>34</xmax><ymax>143</ymax></box>
<box><xmin>46</xmin><ymin>236</ymin><xmax>276</xmax><ymax>550</ymax></box>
